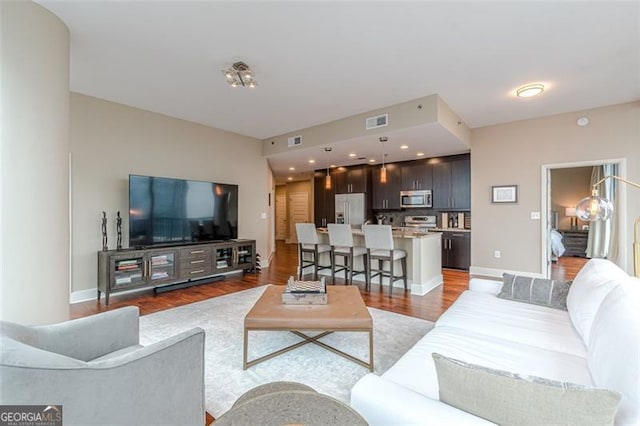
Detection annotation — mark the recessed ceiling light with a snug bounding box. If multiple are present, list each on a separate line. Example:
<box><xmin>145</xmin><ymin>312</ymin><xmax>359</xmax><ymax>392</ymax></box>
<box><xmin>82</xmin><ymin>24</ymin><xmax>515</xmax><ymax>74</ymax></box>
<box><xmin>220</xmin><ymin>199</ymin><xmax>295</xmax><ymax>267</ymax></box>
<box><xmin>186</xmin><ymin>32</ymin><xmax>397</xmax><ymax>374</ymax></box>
<box><xmin>577</xmin><ymin>117</ymin><xmax>590</xmax><ymax>126</ymax></box>
<box><xmin>416</xmin><ymin>152</ymin><xmax>425</xmax><ymax>157</ymax></box>
<box><xmin>369</xmin><ymin>159</ymin><xmax>376</xmax><ymax>163</ymax></box>
<box><xmin>400</xmin><ymin>145</ymin><xmax>409</xmax><ymax>150</ymax></box>
<box><xmin>516</xmin><ymin>84</ymin><xmax>545</xmax><ymax>98</ymax></box>
<box><xmin>287</xmin><ymin>177</ymin><xmax>293</xmax><ymax>181</ymax></box>
<box><xmin>330</xmin><ymin>164</ymin><xmax>336</xmax><ymax>168</ymax></box>
<box><xmin>348</xmin><ymin>153</ymin><xmax>356</xmax><ymax>158</ymax></box>
<box><xmin>308</xmin><ymin>159</ymin><xmax>315</xmax><ymax>164</ymax></box>
<box><xmin>289</xmin><ymin>167</ymin><xmax>295</xmax><ymax>171</ymax></box>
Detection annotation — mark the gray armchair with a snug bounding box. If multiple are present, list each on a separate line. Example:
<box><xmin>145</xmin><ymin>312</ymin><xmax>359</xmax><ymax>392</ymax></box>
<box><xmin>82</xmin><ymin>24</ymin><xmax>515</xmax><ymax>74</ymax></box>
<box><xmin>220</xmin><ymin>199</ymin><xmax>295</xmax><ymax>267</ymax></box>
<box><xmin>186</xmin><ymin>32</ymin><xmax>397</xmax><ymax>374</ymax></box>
<box><xmin>0</xmin><ymin>307</ymin><xmax>205</xmax><ymax>426</ymax></box>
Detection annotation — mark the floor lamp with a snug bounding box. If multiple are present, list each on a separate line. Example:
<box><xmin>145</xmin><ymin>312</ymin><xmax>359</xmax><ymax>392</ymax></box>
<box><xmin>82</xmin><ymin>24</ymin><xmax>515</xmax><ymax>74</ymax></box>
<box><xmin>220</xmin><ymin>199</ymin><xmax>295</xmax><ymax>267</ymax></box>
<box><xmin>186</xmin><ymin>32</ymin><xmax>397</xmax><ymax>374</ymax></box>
<box><xmin>575</xmin><ymin>175</ymin><xmax>640</xmax><ymax>278</ymax></box>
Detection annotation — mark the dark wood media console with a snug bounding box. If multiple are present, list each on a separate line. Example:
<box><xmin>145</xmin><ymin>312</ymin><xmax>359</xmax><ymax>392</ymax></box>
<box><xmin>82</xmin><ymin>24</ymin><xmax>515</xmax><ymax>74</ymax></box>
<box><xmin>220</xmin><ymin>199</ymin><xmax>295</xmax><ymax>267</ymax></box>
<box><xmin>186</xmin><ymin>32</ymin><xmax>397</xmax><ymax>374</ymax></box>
<box><xmin>97</xmin><ymin>239</ymin><xmax>256</xmax><ymax>305</ymax></box>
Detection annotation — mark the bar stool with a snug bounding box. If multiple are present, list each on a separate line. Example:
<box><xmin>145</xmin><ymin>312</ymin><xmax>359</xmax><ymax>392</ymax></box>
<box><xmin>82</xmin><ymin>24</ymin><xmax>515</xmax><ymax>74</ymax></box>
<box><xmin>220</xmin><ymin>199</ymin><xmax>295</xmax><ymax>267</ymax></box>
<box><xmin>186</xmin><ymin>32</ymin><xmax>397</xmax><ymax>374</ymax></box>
<box><xmin>327</xmin><ymin>223</ymin><xmax>367</xmax><ymax>285</ymax></box>
<box><xmin>362</xmin><ymin>225</ymin><xmax>407</xmax><ymax>296</ymax></box>
<box><xmin>295</xmin><ymin>223</ymin><xmax>331</xmax><ymax>280</ymax></box>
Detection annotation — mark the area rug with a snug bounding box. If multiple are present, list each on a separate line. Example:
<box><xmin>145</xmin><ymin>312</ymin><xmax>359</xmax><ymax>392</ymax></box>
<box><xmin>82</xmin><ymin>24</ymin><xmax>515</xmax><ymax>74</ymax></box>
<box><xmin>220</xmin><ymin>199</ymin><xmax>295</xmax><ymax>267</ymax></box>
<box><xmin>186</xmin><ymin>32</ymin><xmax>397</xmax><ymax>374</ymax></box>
<box><xmin>138</xmin><ymin>285</ymin><xmax>434</xmax><ymax>417</ymax></box>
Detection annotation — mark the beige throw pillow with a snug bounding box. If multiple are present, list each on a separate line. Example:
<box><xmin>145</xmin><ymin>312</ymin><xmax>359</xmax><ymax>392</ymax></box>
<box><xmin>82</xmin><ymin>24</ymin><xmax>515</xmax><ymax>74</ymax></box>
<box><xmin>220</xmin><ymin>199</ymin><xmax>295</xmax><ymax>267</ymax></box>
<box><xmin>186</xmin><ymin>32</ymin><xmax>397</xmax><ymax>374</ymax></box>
<box><xmin>433</xmin><ymin>353</ymin><xmax>621</xmax><ymax>426</ymax></box>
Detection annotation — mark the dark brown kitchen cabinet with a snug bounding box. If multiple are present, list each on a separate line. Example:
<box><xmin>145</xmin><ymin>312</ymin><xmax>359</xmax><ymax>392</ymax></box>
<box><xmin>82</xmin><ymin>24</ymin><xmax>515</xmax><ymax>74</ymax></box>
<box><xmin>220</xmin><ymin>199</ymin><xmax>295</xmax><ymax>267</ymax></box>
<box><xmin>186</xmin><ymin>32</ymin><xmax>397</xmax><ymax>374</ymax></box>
<box><xmin>401</xmin><ymin>161</ymin><xmax>433</xmax><ymax>191</ymax></box>
<box><xmin>314</xmin><ymin>171</ymin><xmax>335</xmax><ymax>227</ymax></box>
<box><xmin>441</xmin><ymin>231</ymin><xmax>470</xmax><ymax>270</ymax></box>
<box><xmin>333</xmin><ymin>165</ymin><xmax>369</xmax><ymax>194</ymax></box>
<box><xmin>371</xmin><ymin>163</ymin><xmax>401</xmax><ymax>210</ymax></box>
<box><xmin>433</xmin><ymin>157</ymin><xmax>470</xmax><ymax>210</ymax></box>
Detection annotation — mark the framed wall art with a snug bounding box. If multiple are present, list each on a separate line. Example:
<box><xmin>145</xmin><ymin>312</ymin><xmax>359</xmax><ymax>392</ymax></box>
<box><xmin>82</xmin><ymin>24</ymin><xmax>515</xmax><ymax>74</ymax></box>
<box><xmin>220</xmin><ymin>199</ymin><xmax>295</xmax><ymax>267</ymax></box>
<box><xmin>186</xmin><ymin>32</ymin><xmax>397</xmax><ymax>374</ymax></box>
<box><xmin>491</xmin><ymin>185</ymin><xmax>518</xmax><ymax>203</ymax></box>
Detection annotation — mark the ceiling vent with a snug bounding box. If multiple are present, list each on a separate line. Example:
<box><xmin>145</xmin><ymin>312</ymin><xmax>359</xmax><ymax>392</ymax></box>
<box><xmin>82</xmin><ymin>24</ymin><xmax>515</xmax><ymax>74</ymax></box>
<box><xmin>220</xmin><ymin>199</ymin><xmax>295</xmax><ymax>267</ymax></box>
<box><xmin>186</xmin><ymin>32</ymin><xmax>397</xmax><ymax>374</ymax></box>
<box><xmin>365</xmin><ymin>114</ymin><xmax>388</xmax><ymax>130</ymax></box>
<box><xmin>287</xmin><ymin>135</ymin><xmax>302</xmax><ymax>147</ymax></box>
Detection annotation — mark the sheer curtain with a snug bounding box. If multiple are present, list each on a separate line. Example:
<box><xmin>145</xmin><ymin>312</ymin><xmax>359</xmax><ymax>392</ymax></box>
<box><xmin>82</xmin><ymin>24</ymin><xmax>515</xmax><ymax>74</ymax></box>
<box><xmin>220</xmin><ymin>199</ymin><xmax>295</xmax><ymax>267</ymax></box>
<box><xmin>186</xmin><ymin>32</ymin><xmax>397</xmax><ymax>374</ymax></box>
<box><xmin>586</xmin><ymin>164</ymin><xmax>618</xmax><ymax>261</ymax></box>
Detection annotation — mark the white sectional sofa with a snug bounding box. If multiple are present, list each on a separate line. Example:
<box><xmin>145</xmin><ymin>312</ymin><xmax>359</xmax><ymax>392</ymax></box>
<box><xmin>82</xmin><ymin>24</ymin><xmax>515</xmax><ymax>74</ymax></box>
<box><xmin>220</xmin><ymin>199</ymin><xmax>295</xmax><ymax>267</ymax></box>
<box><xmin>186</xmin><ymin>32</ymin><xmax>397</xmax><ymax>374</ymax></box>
<box><xmin>351</xmin><ymin>259</ymin><xmax>639</xmax><ymax>425</ymax></box>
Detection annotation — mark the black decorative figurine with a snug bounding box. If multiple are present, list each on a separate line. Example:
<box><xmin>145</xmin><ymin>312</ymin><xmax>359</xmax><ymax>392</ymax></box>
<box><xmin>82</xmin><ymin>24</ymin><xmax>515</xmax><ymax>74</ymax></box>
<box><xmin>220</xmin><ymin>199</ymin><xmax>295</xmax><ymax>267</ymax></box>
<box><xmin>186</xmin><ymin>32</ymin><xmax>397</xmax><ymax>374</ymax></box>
<box><xmin>116</xmin><ymin>211</ymin><xmax>123</xmax><ymax>251</ymax></box>
<box><xmin>101</xmin><ymin>211</ymin><xmax>108</xmax><ymax>251</ymax></box>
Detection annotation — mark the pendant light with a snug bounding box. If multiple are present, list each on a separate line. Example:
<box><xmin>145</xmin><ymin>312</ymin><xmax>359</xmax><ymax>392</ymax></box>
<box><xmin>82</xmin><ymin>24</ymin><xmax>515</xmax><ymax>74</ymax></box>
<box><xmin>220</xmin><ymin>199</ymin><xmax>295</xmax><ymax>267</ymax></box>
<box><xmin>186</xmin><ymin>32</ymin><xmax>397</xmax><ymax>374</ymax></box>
<box><xmin>324</xmin><ymin>147</ymin><xmax>332</xmax><ymax>190</ymax></box>
<box><xmin>379</xmin><ymin>137</ymin><xmax>388</xmax><ymax>184</ymax></box>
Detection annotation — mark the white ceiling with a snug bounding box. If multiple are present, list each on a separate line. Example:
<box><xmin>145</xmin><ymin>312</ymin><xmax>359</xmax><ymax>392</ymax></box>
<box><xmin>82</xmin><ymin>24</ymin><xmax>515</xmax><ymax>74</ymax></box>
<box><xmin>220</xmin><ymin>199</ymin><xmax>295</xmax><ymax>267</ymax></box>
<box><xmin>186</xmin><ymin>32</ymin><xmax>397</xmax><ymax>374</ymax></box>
<box><xmin>37</xmin><ymin>1</ymin><xmax>640</xmax><ymax>182</ymax></box>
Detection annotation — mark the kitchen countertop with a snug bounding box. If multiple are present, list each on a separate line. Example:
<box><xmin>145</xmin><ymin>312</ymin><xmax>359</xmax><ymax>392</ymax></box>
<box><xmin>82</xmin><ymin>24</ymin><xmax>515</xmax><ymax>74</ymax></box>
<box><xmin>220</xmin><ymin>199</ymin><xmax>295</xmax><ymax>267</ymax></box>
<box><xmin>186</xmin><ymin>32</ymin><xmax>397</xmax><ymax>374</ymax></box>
<box><xmin>316</xmin><ymin>227</ymin><xmax>442</xmax><ymax>239</ymax></box>
<box><xmin>431</xmin><ymin>228</ymin><xmax>472</xmax><ymax>233</ymax></box>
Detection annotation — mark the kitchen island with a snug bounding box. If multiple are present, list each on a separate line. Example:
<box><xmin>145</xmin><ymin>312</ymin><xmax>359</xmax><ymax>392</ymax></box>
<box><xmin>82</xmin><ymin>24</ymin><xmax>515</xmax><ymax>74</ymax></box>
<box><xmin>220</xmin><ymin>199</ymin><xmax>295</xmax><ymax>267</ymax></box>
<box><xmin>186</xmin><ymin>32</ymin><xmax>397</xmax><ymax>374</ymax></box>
<box><xmin>311</xmin><ymin>228</ymin><xmax>443</xmax><ymax>296</ymax></box>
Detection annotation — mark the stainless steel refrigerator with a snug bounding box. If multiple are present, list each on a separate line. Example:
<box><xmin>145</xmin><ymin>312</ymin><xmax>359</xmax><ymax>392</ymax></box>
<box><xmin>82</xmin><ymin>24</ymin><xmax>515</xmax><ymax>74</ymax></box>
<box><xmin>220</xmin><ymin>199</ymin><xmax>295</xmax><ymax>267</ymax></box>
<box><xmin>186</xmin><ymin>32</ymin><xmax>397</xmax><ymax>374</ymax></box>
<box><xmin>335</xmin><ymin>193</ymin><xmax>365</xmax><ymax>226</ymax></box>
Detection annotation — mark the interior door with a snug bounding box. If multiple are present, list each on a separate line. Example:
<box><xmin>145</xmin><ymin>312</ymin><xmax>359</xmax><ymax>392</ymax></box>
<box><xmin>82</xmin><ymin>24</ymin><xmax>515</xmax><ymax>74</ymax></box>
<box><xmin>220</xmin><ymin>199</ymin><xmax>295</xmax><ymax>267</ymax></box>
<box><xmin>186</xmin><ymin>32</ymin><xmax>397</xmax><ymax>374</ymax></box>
<box><xmin>289</xmin><ymin>192</ymin><xmax>309</xmax><ymax>244</ymax></box>
<box><xmin>275</xmin><ymin>194</ymin><xmax>287</xmax><ymax>240</ymax></box>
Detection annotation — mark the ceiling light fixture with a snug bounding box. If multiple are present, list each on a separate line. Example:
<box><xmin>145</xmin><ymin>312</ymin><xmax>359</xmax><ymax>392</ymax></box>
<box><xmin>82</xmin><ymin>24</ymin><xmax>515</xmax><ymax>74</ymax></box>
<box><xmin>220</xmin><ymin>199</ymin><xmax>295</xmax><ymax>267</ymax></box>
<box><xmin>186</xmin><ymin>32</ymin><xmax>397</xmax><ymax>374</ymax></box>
<box><xmin>308</xmin><ymin>159</ymin><xmax>315</xmax><ymax>164</ymax></box>
<box><xmin>222</xmin><ymin>61</ymin><xmax>257</xmax><ymax>88</ymax></box>
<box><xmin>349</xmin><ymin>153</ymin><xmax>356</xmax><ymax>158</ymax></box>
<box><xmin>577</xmin><ymin>117</ymin><xmax>590</xmax><ymax>127</ymax></box>
<box><xmin>289</xmin><ymin>167</ymin><xmax>295</xmax><ymax>171</ymax></box>
<box><xmin>400</xmin><ymin>145</ymin><xmax>409</xmax><ymax>150</ymax></box>
<box><xmin>379</xmin><ymin>137</ymin><xmax>388</xmax><ymax>184</ymax></box>
<box><xmin>324</xmin><ymin>147</ymin><xmax>332</xmax><ymax>190</ymax></box>
<box><xmin>416</xmin><ymin>152</ymin><xmax>425</xmax><ymax>157</ymax></box>
<box><xmin>516</xmin><ymin>83</ymin><xmax>544</xmax><ymax>98</ymax></box>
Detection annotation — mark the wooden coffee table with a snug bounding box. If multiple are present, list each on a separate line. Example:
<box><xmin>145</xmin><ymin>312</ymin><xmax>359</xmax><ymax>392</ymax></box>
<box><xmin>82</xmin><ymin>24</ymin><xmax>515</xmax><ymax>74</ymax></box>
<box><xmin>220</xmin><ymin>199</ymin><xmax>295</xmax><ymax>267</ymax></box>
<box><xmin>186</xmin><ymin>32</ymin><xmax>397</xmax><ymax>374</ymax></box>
<box><xmin>243</xmin><ymin>285</ymin><xmax>373</xmax><ymax>371</ymax></box>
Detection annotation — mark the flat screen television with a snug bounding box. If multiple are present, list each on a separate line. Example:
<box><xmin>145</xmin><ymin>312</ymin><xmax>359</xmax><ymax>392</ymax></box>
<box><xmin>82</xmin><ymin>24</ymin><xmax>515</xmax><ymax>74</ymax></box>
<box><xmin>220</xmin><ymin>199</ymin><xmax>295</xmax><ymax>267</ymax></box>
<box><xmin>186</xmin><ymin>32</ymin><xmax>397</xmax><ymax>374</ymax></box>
<box><xmin>129</xmin><ymin>174</ymin><xmax>238</xmax><ymax>248</ymax></box>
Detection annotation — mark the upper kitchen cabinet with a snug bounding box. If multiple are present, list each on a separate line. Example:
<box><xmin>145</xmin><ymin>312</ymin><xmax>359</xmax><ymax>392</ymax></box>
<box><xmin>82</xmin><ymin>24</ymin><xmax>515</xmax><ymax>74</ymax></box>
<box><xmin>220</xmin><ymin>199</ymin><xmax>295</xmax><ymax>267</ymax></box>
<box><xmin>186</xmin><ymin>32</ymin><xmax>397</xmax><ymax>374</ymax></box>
<box><xmin>333</xmin><ymin>165</ymin><xmax>369</xmax><ymax>194</ymax></box>
<box><xmin>371</xmin><ymin>163</ymin><xmax>401</xmax><ymax>210</ymax></box>
<box><xmin>432</xmin><ymin>155</ymin><xmax>470</xmax><ymax>210</ymax></box>
<box><xmin>314</xmin><ymin>171</ymin><xmax>335</xmax><ymax>227</ymax></box>
<box><xmin>401</xmin><ymin>160</ymin><xmax>433</xmax><ymax>191</ymax></box>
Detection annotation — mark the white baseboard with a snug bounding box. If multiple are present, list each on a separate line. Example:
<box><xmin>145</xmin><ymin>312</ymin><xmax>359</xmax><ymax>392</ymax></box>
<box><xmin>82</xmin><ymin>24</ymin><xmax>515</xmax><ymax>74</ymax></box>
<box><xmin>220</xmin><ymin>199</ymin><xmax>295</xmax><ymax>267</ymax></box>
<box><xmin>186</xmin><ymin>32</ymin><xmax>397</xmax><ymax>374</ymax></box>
<box><xmin>469</xmin><ymin>266</ymin><xmax>545</xmax><ymax>279</ymax></box>
<box><xmin>69</xmin><ymin>286</ymin><xmax>151</xmax><ymax>304</ymax></box>
<box><xmin>70</xmin><ymin>288</ymin><xmax>98</xmax><ymax>304</ymax></box>
<box><xmin>69</xmin><ymin>270</ymin><xmax>247</xmax><ymax>304</ymax></box>
<box><xmin>410</xmin><ymin>274</ymin><xmax>443</xmax><ymax>296</ymax></box>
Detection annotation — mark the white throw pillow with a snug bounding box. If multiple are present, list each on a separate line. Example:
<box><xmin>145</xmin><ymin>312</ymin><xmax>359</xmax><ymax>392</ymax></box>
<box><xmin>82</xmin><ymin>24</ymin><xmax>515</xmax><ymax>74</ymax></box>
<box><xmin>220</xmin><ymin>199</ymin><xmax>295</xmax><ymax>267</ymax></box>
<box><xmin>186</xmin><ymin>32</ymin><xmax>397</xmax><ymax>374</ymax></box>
<box><xmin>566</xmin><ymin>259</ymin><xmax>628</xmax><ymax>345</ymax></box>
<box><xmin>587</xmin><ymin>278</ymin><xmax>640</xmax><ymax>426</ymax></box>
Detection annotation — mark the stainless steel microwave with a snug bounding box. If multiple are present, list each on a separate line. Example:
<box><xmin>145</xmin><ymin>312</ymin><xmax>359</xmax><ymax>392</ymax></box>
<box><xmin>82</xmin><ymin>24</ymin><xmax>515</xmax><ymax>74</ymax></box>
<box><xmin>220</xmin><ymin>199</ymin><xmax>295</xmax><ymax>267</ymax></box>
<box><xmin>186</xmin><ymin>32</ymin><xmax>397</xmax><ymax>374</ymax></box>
<box><xmin>400</xmin><ymin>190</ymin><xmax>432</xmax><ymax>208</ymax></box>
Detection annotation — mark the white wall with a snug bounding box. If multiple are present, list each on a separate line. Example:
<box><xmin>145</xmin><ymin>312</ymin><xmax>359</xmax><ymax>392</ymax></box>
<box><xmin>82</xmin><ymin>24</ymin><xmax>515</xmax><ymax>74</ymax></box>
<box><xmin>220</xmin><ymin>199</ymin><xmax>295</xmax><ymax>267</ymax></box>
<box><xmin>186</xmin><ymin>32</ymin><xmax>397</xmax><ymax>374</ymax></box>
<box><xmin>1</xmin><ymin>1</ymin><xmax>70</xmax><ymax>324</ymax></box>
<box><xmin>471</xmin><ymin>101</ymin><xmax>640</xmax><ymax>276</ymax></box>
<box><xmin>70</xmin><ymin>94</ymin><xmax>271</xmax><ymax>296</ymax></box>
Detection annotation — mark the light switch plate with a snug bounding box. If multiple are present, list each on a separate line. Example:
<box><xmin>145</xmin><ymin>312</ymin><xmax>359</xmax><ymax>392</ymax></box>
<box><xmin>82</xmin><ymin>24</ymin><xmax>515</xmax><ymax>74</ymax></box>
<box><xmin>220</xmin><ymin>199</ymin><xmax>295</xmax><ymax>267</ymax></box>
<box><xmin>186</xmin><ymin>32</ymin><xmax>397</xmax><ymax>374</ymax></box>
<box><xmin>531</xmin><ymin>211</ymin><xmax>541</xmax><ymax>220</ymax></box>
<box><xmin>260</xmin><ymin>212</ymin><xmax>267</xmax><ymax>219</ymax></box>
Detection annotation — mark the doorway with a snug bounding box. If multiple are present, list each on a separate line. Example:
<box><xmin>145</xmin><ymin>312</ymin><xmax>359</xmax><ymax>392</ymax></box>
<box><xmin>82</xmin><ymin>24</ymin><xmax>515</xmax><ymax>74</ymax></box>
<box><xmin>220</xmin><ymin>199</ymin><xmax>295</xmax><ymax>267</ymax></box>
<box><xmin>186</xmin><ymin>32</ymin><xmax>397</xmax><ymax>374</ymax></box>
<box><xmin>542</xmin><ymin>159</ymin><xmax>627</xmax><ymax>278</ymax></box>
<box><xmin>288</xmin><ymin>192</ymin><xmax>310</xmax><ymax>244</ymax></box>
<box><xmin>275</xmin><ymin>193</ymin><xmax>287</xmax><ymax>241</ymax></box>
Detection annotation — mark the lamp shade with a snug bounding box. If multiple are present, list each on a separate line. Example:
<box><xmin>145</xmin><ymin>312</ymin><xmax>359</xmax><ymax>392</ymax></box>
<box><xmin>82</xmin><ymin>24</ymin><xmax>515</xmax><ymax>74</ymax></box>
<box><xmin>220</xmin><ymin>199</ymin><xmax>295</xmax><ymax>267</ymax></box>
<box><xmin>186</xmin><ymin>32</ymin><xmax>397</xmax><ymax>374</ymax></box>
<box><xmin>565</xmin><ymin>207</ymin><xmax>577</xmax><ymax>217</ymax></box>
<box><xmin>575</xmin><ymin>195</ymin><xmax>613</xmax><ymax>221</ymax></box>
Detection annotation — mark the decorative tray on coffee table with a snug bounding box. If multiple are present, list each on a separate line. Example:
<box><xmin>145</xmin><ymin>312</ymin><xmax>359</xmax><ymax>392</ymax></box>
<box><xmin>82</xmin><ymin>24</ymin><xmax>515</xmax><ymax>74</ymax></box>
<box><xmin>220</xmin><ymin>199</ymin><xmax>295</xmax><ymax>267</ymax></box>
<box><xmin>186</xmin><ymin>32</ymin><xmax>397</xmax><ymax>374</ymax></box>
<box><xmin>282</xmin><ymin>276</ymin><xmax>327</xmax><ymax>305</ymax></box>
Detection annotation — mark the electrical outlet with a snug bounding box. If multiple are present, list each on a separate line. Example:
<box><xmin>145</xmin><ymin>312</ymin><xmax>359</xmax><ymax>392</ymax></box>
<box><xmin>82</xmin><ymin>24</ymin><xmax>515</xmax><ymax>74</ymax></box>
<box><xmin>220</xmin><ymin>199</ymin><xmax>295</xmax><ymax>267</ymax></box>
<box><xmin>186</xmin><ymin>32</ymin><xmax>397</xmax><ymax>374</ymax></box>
<box><xmin>531</xmin><ymin>211</ymin><xmax>541</xmax><ymax>220</ymax></box>
<box><xmin>494</xmin><ymin>250</ymin><xmax>501</xmax><ymax>259</ymax></box>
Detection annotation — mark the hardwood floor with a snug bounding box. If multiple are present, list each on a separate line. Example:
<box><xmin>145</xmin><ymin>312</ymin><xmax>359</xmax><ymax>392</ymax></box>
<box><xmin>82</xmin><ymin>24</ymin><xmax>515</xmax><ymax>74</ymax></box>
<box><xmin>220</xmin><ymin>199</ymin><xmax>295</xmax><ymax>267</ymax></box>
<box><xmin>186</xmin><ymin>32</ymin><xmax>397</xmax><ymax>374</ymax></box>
<box><xmin>71</xmin><ymin>240</ymin><xmax>469</xmax><ymax>322</ymax></box>
<box><xmin>551</xmin><ymin>256</ymin><xmax>589</xmax><ymax>281</ymax></box>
